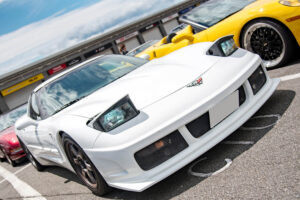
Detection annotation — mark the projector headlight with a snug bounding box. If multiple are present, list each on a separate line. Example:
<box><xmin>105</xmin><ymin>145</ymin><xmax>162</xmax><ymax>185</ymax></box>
<box><xmin>207</xmin><ymin>35</ymin><xmax>237</xmax><ymax>57</ymax></box>
<box><xmin>92</xmin><ymin>95</ymin><xmax>139</xmax><ymax>132</ymax></box>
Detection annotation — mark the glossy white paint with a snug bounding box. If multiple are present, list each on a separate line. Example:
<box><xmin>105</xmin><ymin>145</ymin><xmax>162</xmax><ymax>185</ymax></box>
<box><xmin>15</xmin><ymin>42</ymin><xmax>279</xmax><ymax>192</ymax></box>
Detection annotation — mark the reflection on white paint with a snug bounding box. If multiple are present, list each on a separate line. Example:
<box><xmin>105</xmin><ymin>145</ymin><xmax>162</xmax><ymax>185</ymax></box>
<box><xmin>0</xmin><ymin>165</ymin><xmax>46</xmax><ymax>200</ymax></box>
<box><xmin>188</xmin><ymin>157</ymin><xmax>232</xmax><ymax>178</ymax></box>
<box><xmin>240</xmin><ymin>114</ymin><xmax>281</xmax><ymax>131</ymax></box>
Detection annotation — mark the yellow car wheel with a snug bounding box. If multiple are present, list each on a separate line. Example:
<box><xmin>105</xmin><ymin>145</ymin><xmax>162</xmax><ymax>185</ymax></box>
<box><xmin>241</xmin><ymin>19</ymin><xmax>294</xmax><ymax>68</ymax></box>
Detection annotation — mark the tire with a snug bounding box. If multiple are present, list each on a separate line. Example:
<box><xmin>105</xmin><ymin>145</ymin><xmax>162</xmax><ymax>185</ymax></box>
<box><xmin>0</xmin><ymin>148</ymin><xmax>16</xmax><ymax>167</ymax></box>
<box><xmin>0</xmin><ymin>149</ymin><xmax>5</xmax><ymax>162</ymax></box>
<box><xmin>18</xmin><ymin>137</ymin><xmax>44</xmax><ymax>171</ymax></box>
<box><xmin>62</xmin><ymin>134</ymin><xmax>111</xmax><ymax>196</ymax></box>
<box><xmin>5</xmin><ymin>152</ymin><xmax>16</xmax><ymax>167</ymax></box>
<box><xmin>241</xmin><ymin>19</ymin><xmax>294</xmax><ymax>68</ymax></box>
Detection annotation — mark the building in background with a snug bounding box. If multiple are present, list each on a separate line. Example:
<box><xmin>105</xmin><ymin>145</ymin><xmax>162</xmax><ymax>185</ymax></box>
<box><xmin>0</xmin><ymin>0</ymin><xmax>204</xmax><ymax>114</ymax></box>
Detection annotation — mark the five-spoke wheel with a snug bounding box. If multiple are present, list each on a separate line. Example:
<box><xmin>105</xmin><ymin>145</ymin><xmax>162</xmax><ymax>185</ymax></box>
<box><xmin>63</xmin><ymin>134</ymin><xmax>110</xmax><ymax>196</ymax></box>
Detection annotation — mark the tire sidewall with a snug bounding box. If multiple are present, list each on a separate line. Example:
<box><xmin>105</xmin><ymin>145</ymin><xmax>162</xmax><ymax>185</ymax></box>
<box><xmin>62</xmin><ymin>135</ymin><xmax>110</xmax><ymax>196</ymax></box>
<box><xmin>241</xmin><ymin>19</ymin><xmax>293</xmax><ymax>68</ymax></box>
<box><xmin>18</xmin><ymin>137</ymin><xmax>43</xmax><ymax>171</ymax></box>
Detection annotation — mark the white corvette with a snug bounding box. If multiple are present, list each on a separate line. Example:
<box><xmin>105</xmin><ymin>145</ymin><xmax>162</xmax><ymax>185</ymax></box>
<box><xmin>16</xmin><ymin>36</ymin><xmax>279</xmax><ymax>195</ymax></box>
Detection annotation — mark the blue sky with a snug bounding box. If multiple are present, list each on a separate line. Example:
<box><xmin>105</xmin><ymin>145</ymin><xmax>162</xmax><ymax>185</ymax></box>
<box><xmin>0</xmin><ymin>0</ymin><xmax>101</xmax><ymax>35</ymax></box>
<box><xmin>0</xmin><ymin>0</ymin><xmax>184</xmax><ymax>77</ymax></box>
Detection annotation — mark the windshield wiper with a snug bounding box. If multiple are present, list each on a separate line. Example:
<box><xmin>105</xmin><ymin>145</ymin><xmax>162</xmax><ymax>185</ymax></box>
<box><xmin>53</xmin><ymin>96</ymin><xmax>86</xmax><ymax>115</ymax></box>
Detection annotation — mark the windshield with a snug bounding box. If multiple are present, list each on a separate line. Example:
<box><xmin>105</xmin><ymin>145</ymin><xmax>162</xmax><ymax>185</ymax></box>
<box><xmin>181</xmin><ymin>0</ymin><xmax>255</xmax><ymax>27</ymax></box>
<box><xmin>0</xmin><ymin>104</ymin><xmax>27</xmax><ymax>132</ymax></box>
<box><xmin>127</xmin><ymin>40</ymin><xmax>159</xmax><ymax>56</ymax></box>
<box><xmin>36</xmin><ymin>55</ymin><xmax>147</xmax><ymax>118</ymax></box>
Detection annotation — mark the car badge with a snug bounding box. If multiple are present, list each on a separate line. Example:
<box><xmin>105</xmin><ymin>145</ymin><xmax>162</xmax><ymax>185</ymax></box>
<box><xmin>187</xmin><ymin>77</ymin><xmax>203</xmax><ymax>87</ymax></box>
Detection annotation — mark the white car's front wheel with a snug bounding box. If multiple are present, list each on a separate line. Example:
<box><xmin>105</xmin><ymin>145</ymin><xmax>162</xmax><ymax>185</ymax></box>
<box><xmin>241</xmin><ymin>19</ymin><xmax>294</xmax><ymax>68</ymax></box>
<box><xmin>63</xmin><ymin>134</ymin><xmax>111</xmax><ymax>196</ymax></box>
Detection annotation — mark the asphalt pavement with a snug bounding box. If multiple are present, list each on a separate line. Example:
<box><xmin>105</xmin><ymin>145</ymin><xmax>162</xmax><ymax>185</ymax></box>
<box><xmin>0</xmin><ymin>53</ymin><xmax>300</xmax><ymax>200</ymax></box>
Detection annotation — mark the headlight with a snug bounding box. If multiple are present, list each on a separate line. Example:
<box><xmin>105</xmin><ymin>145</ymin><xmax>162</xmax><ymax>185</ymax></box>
<box><xmin>207</xmin><ymin>35</ymin><xmax>237</xmax><ymax>57</ymax></box>
<box><xmin>92</xmin><ymin>95</ymin><xmax>139</xmax><ymax>132</ymax></box>
<box><xmin>279</xmin><ymin>0</ymin><xmax>300</xmax><ymax>6</ymax></box>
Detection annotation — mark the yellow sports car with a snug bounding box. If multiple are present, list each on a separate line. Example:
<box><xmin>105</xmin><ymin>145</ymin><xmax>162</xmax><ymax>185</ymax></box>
<box><xmin>137</xmin><ymin>0</ymin><xmax>300</xmax><ymax>68</ymax></box>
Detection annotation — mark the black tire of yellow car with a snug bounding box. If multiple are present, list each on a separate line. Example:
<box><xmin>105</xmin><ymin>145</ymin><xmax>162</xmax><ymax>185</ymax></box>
<box><xmin>241</xmin><ymin>19</ymin><xmax>294</xmax><ymax>68</ymax></box>
<box><xmin>62</xmin><ymin>134</ymin><xmax>111</xmax><ymax>196</ymax></box>
<box><xmin>17</xmin><ymin>137</ymin><xmax>44</xmax><ymax>171</ymax></box>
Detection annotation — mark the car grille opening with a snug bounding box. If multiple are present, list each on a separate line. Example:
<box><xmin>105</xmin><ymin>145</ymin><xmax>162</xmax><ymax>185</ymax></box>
<box><xmin>238</xmin><ymin>86</ymin><xmax>246</xmax><ymax>105</ymax></box>
<box><xmin>248</xmin><ymin>66</ymin><xmax>266</xmax><ymax>95</ymax></box>
<box><xmin>187</xmin><ymin>85</ymin><xmax>246</xmax><ymax>138</ymax></box>
<box><xmin>186</xmin><ymin>112</ymin><xmax>211</xmax><ymax>138</ymax></box>
<box><xmin>134</xmin><ymin>130</ymin><xmax>188</xmax><ymax>171</ymax></box>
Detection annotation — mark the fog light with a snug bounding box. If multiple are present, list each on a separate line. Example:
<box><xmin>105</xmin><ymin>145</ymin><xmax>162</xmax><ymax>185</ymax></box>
<box><xmin>155</xmin><ymin>141</ymin><xmax>165</xmax><ymax>150</ymax></box>
<box><xmin>134</xmin><ymin>130</ymin><xmax>188</xmax><ymax>170</ymax></box>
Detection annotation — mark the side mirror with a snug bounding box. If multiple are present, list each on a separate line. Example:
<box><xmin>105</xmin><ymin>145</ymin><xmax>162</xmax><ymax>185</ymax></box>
<box><xmin>15</xmin><ymin>115</ymin><xmax>38</xmax><ymax>130</ymax></box>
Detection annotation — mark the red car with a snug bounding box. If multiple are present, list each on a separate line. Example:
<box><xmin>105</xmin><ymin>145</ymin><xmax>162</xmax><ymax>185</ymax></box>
<box><xmin>0</xmin><ymin>104</ymin><xmax>27</xmax><ymax>166</ymax></box>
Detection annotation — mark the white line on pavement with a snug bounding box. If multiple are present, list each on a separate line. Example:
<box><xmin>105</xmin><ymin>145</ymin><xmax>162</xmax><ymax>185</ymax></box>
<box><xmin>188</xmin><ymin>158</ymin><xmax>232</xmax><ymax>178</ymax></box>
<box><xmin>0</xmin><ymin>163</ymin><xmax>31</xmax><ymax>185</ymax></box>
<box><xmin>222</xmin><ymin>141</ymin><xmax>254</xmax><ymax>145</ymax></box>
<box><xmin>240</xmin><ymin>114</ymin><xmax>281</xmax><ymax>131</ymax></box>
<box><xmin>279</xmin><ymin>72</ymin><xmax>300</xmax><ymax>81</ymax></box>
<box><xmin>0</xmin><ymin>165</ymin><xmax>46</xmax><ymax>200</ymax></box>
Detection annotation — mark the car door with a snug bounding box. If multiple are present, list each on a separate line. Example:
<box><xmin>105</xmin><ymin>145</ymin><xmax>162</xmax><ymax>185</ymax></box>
<box><xmin>34</xmin><ymin>91</ymin><xmax>61</xmax><ymax>161</ymax></box>
<box><xmin>21</xmin><ymin>93</ymin><xmax>60</xmax><ymax>161</ymax></box>
<box><xmin>20</xmin><ymin>93</ymin><xmax>45</xmax><ymax>157</ymax></box>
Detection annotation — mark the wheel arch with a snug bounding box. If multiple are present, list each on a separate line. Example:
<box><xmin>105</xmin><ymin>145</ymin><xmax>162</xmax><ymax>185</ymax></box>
<box><xmin>239</xmin><ymin>17</ymin><xmax>297</xmax><ymax>48</ymax></box>
<box><xmin>56</xmin><ymin>131</ymin><xmax>74</xmax><ymax>170</ymax></box>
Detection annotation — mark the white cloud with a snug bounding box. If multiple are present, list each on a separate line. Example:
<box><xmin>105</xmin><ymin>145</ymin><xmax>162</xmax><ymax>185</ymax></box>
<box><xmin>0</xmin><ymin>0</ymin><xmax>184</xmax><ymax>77</ymax></box>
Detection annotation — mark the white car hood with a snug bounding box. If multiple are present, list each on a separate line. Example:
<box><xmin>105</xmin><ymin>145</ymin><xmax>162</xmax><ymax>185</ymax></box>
<box><xmin>66</xmin><ymin>43</ymin><xmax>220</xmax><ymax>119</ymax></box>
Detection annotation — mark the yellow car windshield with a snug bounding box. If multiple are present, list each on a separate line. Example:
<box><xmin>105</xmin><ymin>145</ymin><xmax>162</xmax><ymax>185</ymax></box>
<box><xmin>181</xmin><ymin>0</ymin><xmax>255</xmax><ymax>27</ymax></box>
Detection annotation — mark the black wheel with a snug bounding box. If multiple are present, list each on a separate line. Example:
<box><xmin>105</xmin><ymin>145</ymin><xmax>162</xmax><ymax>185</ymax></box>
<box><xmin>166</xmin><ymin>33</ymin><xmax>177</xmax><ymax>43</ymax></box>
<box><xmin>241</xmin><ymin>19</ymin><xmax>294</xmax><ymax>68</ymax></box>
<box><xmin>5</xmin><ymin>152</ymin><xmax>16</xmax><ymax>167</ymax></box>
<box><xmin>63</xmin><ymin>134</ymin><xmax>111</xmax><ymax>196</ymax></box>
<box><xmin>18</xmin><ymin>137</ymin><xmax>44</xmax><ymax>171</ymax></box>
<box><xmin>0</xmin><ymin>149</ymin><xmax>5</xmax><ymax>162</ymax></box>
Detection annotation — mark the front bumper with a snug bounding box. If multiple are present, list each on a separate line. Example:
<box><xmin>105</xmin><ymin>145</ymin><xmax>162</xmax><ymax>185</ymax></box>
<box><xmin>9</xmin><ymin>149</ymin><xmax>26</xmax><ymax>161</ymax></box>
<box><xmin>86</xmin><ymin>55</ymin><xmax>279</xmax><ymax>192</ymax></box>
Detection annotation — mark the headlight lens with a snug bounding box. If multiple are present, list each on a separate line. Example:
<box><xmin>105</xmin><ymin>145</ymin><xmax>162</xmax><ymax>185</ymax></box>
<box><xmin>279</xmin><ymin>0</ymin><xmax>300</xmax><ymax>6</ymax></box>
<box><xmin>220</xmin><ymin>38</ymin><xmax>237</xmax><ymax>56</ymax></box>
<box><xmin>93</xmin><ymin>95</ymin><xmax>139</xmax><ymax>132</ymax></box>
<box><xmin>207</xmin><ymin>35</ymin><xmax>237</xmax><ymax>57</ymax></box>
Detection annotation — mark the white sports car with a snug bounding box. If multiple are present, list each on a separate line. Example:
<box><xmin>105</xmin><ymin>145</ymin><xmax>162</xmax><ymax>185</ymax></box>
<box><xmin>16</xmin><ymin>36</ymin><xmax>279</xmax><ymax>195</ymax></box>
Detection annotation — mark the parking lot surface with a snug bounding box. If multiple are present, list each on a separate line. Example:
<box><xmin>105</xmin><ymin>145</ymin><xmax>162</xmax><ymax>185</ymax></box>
<box><xmin>1</xmin><ymin>53</ymin><xmax>300</xmax><ymax>200</ymax></box>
